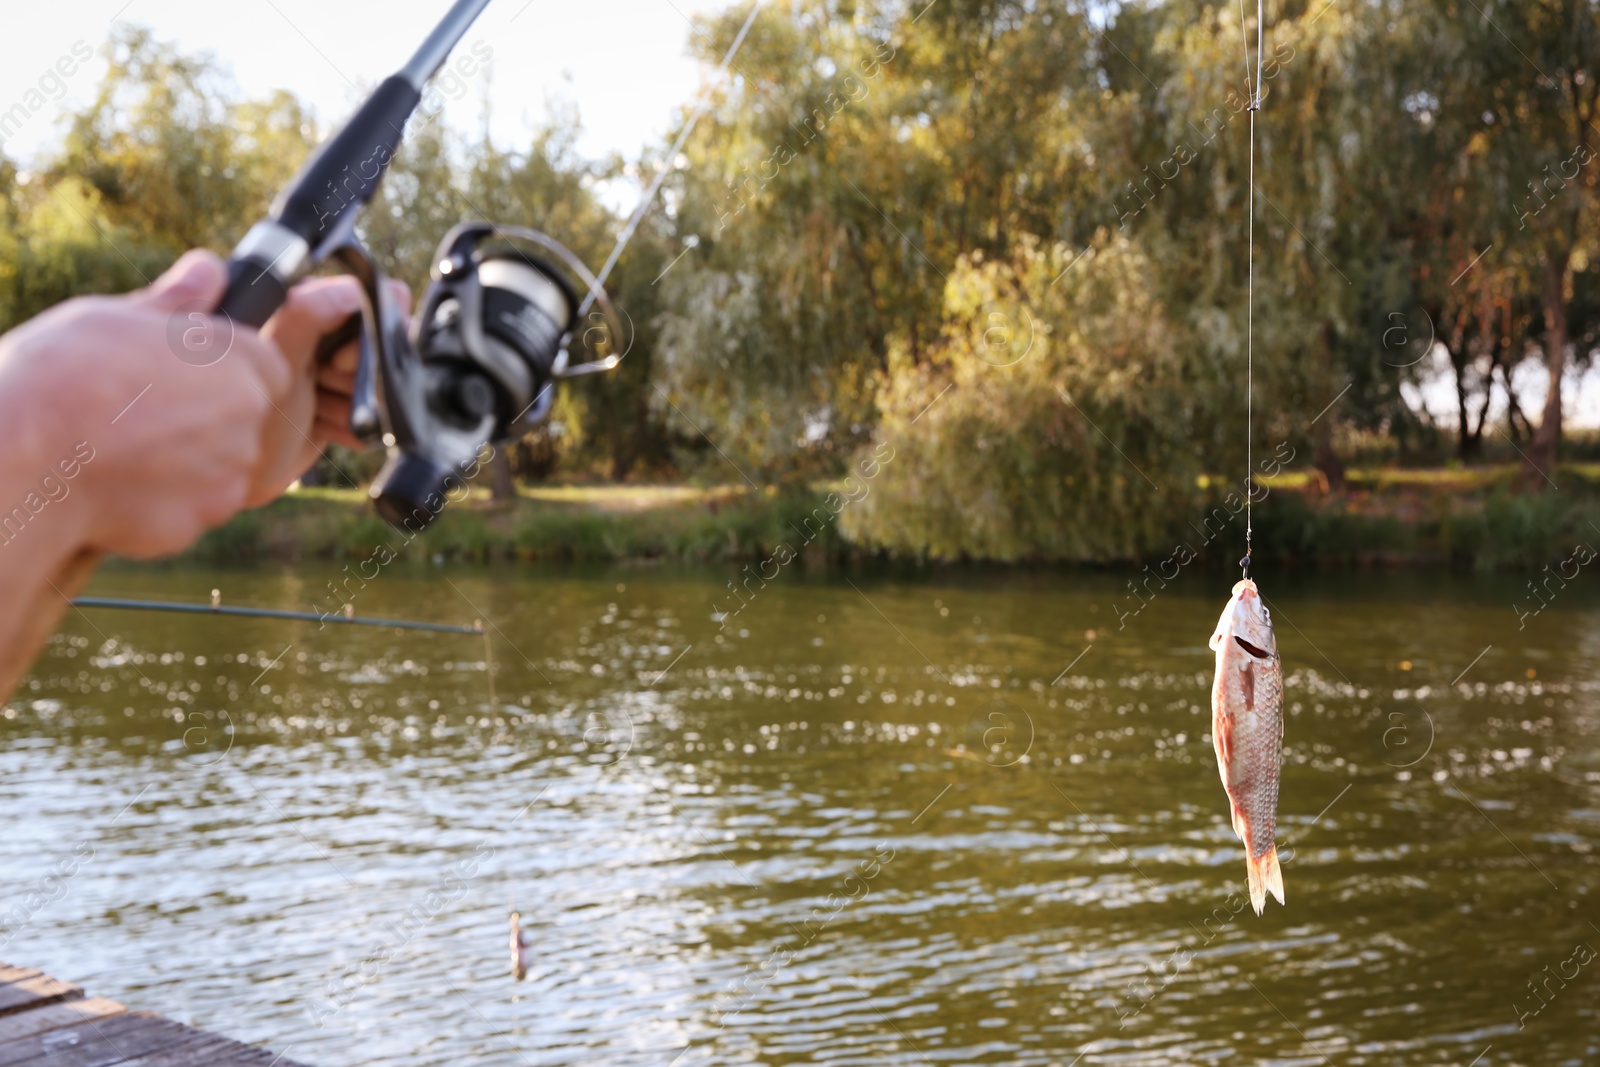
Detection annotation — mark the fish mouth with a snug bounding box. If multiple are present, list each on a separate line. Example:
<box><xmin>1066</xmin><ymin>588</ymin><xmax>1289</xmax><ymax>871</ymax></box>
<box><xmin>1233</xmin><ymin>635</ymin><xmax>1272</xmax><ymax>660</ymax></box>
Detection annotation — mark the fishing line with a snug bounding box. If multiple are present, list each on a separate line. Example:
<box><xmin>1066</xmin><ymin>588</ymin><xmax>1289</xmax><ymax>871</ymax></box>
<box><xmin>484</xmin><ymin>627</ymin><xmax>497</xmax><ymax>706</ymax></box>
<box><xmin>576</xmin><ymin>0</ymin><xmax>764</xmax><ymax>319</ymax></box>
<box><xmin>1238</xmin><ymin>0</ymin><xmax>1264</xmax><ymax>580</ymax></box>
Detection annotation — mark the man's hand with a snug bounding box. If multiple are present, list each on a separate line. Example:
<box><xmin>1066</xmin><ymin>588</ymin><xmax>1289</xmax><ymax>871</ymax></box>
<box><xmin>0</xmin><ymin>250</ymin><xmax>418</xmax><ymax>702</ymax></box>
<box><xmin>252</xmin><ymin>274</ymin><xmax>411</xmax><ymax>506</ymax></box>
<box><xmin>0</xmin><ymin>250</ymin><xmax>293</xmax><ymax>558</ymax></box>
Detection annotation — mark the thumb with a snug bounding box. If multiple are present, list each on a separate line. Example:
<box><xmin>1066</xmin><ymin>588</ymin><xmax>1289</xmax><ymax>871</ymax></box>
<box><xmin>128</xmin><ymin>249</ymin><xmax>228</xmax><ymax>313</ymax></box>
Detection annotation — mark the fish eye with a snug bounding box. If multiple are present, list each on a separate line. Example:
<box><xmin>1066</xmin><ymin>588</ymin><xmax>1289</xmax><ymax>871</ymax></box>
<box><xmin>1261</xmin><ymin>607</ymin><xmax>1271</xmax><ymax>622</ymax></box>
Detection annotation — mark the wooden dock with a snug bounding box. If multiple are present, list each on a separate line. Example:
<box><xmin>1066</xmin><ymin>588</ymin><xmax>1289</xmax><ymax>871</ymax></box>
<box><xmin>0</xmin><ymin>962</ymin><xmax>309</xmax><ymax>1065</ymax></box>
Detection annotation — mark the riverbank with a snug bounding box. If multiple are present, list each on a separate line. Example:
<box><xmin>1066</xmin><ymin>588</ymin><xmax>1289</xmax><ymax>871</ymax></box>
<box><xmin>181</xmin><ymin>464</ymin><xmax>1600</xmax><ymax>571</ymax></box>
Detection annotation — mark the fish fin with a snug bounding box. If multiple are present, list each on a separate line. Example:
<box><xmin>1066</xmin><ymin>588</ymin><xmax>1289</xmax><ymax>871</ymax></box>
<box><xmin>1245</xmin><ymin>846</ymin><xmax>1284</xmax><ymax>916</ymax></box>
<box><xmin>1213</xmin><ymin>706</ymin><xmax>1234</xmax><ymax>766</ymax></box>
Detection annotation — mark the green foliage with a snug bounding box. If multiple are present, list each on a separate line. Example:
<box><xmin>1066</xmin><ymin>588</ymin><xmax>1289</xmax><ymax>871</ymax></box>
<box><xmin>0</xmin><ymin>27</ymin><xmax>314</xmax><ymax>329</ymax></box>
<box><xmin>1469</xmin><ymin>489</ymin><xmax>1600</xmax><ymax>571</ymax></box>
<box><xmin>181</xmin><ymin>486</ymin><xmax>850</xmax><ymax>565</ymax></box>
<box><xmin>5</xmin><ymin>5</ymin><xmax>1599</xmax><ymax>564</ymax></box>
<box><xmin>843</xmin><ymin>236</ymin><xmax>1200</xmax><ymax>561</ymax></box>
<box><xmin>654</xmin><ymin>0</ymin><xmax>1101</xmax><ymax>480</ymax></box>
<box><xmin>0</xmin><ymin>175</ymin><xmax>165</xmax><ymax>328</ymax></box>
<box><xmin>173</xmin><ymin>478</ymin><xmax>1600</xmax><ymax>573</ymax></box>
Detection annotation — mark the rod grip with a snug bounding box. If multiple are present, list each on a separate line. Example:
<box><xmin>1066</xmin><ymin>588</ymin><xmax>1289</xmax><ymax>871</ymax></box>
<box><xmin>216</xmin><ymin>257</ymin><xmax>290</xmax><ymax>330</ymax></box>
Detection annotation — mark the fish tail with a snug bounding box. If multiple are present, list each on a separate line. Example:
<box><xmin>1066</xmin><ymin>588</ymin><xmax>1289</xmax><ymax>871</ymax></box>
<box><xmin>1245</xmin><ymin>846</ymin><xmax>1284</xmax><ymax>915</ymax></box>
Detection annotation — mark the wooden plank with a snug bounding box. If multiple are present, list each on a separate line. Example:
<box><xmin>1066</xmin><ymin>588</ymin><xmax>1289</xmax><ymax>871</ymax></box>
<box><xmin>129</xmin><ymin>1033</ymin><xmax>265</xmax><ymax>1066</ymax></box>
<box><xmin>200</xmin><ymin>1039</ymin><xmax>315</xmax><ymax>1067</ymax></box>
<box><xmin>0</xmin><ymin>974</ymin><xmax>80</xmax><ymax>1016</ymax></box>
<box><xmin>0</xmin><ymin>1013</ymin><xmax>202</xmax><ymax>1067</ymax></box>
<box><xmin>0</xmin><ymin>996</ymin><xmax>126</xmax><ymax>1044</ymax></box>
<box><xmin>133</xmin><ymin>1031</ymin><xmax>310</xmax><ymax>1067</ymax></box>
<box><xmin>0</xmin><ymin>966</ymin><xmax>309</xmax><ymax>1066</ymax></box>
<box><xmin>139</xmin><ymin>1033</ymin><xmax>310</xmax><ymax>1067</ymax></box>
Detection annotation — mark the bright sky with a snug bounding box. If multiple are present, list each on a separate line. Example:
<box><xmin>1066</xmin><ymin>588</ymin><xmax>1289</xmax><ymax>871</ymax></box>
<box><xmin>0</xmin><ymin>0</ymin><xmax>731</xmax><ymax>169</ymax></box>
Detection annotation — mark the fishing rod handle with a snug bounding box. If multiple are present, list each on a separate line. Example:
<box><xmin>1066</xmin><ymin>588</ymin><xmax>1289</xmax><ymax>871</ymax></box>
<box><xmin>216</xmin><ymin>254</ymin><xmax>292</xmax><ymax>329</ymax></box>
<box><xmin>214</xmin><ymin>75</ymin><xmax>423</xmax><ymax>327</ymax></box>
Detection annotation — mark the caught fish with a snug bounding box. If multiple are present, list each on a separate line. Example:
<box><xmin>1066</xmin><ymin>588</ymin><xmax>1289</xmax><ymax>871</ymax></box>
<box><xmin>1209</xmin><ymin>578</ymin><xmax>1284</xmax><ymax>914</ymax></box>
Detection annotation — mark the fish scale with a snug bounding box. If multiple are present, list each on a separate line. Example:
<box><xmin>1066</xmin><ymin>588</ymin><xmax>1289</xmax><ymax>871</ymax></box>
<box><xmin>1209</xmin><ymin>578</ymin><xmax>1285</xmax><ymax>914</ymax></box>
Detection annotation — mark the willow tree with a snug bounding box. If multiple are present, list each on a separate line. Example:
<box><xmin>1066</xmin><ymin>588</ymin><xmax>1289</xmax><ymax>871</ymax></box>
<box><xmin>0</xmin><ymin>27</ymin><xmax>313</xmax><ymax>331</ymax></box>
<box><xmin>655</xmin><ymin>0</ymin><xmax>1101</xmax><ymax>478</ymax></box>
<box><xmin>842</xmin><ymin>236</ymin><xmax>1201</xmax><ymax>561</ymax></box>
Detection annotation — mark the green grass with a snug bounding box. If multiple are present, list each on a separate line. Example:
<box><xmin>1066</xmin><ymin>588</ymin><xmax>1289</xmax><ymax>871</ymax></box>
<box><xmin>187</xmin><ymin>483</ymin><xmax>843</xmax><ymax>566</ymax></box>
<box><xmin>1255</xmin><ymin>462</ymin><xmax>1600</xmax><ymax>491</ymax></box>
<box><xmin>179</xmin><ymin>470</ymin><xmax>1600</xmax><ymax>571</ymax></box>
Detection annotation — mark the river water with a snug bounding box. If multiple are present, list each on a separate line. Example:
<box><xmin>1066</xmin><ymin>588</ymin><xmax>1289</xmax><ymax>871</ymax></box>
<box><xmin>2</xmin><ymin>563</ymin><xmax>1597</xmax><ymax>1066</ymax></box>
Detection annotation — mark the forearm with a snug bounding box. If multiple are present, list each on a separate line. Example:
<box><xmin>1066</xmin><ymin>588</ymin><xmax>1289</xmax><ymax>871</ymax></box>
<box><xmin>0</xmin><ymin>545</ymin><xmax>100</xmax><ymax>704</ymax></box>
<box><xmin>0</xmin><ymin>349</ymin><xmax>100</xmax><ymax>702</ymax></box>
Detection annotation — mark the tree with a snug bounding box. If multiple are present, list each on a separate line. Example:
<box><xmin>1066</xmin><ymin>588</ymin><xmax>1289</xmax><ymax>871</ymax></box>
<box><xmin>656</xmin><ymin>0</ymin><xmax>1101</xmax><ymax>479</ymax></box>
<box><xmin>1408</xmin><ymin>0</ymin><xmax>1600</xmax><ymax>481</ymax></box>
<box><xmin>844</xmin><ymin>235</ymin><xmax>1202</xmax><ymax>561</ymax></box>
<box><xmin>54</xmin><ymin>26</ymin><xmax>312</xmax><ymax>255</ymax></box>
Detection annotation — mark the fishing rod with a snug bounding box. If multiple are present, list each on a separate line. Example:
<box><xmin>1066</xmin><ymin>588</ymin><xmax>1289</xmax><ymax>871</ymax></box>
<box><xmin>74</xmin><ymin>591</ymin><xmax>501</xmax><ymax>704</ymax></box>
<box><xmin>215</xmin><ymin>0</ymin><xmax>624</xmax><ymax>534</ymax></box>
<box><xmin>74</xmin><ymin>595</ymin><xmax>483</xmax><ymax>635</ymax></box>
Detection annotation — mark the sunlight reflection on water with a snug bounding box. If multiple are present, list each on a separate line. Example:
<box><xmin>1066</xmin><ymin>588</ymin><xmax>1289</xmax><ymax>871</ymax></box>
<box><xmin>1</xmin><ymin>564</ymin><xmax>1597</xmax><ymax>1066</ymax></box>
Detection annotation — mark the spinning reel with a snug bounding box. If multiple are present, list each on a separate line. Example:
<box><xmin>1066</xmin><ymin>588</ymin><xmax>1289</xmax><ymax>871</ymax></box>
<box><xmin>328</xmin><ymin>223</ymin><xmax>622</xmax><ymax>531</ymax></box>
<box><xmin>212</xmin><ymin>0</ymin><xmax>623</xmax><ymax>533</ymax></box>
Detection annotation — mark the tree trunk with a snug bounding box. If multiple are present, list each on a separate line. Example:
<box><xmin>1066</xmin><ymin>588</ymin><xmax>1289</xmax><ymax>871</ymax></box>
<box><xmin>1449</xmin><ymin>343</ymin><xmax>1474</xmax><ymax>460</ymax></box>
<box><xmin>1528</xmin><ymin>246</ymin><xmax>1571</xmax><ymax>484</ymax></box>
<box><xmin>611</xmin><ymin>422</ymin><xmax>636</xmax><ymax>481</ymax></box>
<box><xmin>489</xmin><ymin>450</ymin><xmax>516</xmax><ymax>501</ymax></box>
<box><xmin>1313</xmin><ymin>431</ymin><xmax>1346</xmax><ymax>491</ymax></box>
<box><xmin>1501</xmin><ymin>362</ymin><xmax>1531</xmax><ymax>442</ymax></box>
<box><xmin>1464</xmin><ymin>345</ymin><xmax>1496</xmax><ymax>460</ymax></box>
<box><xmin>1312</xmin><ymin>325</ymin><xmax>1346</xmax><ymax>490</ymax></box>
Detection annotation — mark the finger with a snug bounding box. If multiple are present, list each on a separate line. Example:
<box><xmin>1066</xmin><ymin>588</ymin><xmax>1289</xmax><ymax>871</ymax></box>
<box><xmin>316</xmin><ymin>369</ymin><xmax>357</xmax><ymax>398</ymax></box>
<box><xmin>314</xmin><ymin>418</ymin><xmax>364</xmax><ymax>451</ymax></box>
<box><xmin>316</xmin><ymin>389</ymin><xmax>350</xmax><ymax>421</ymax></box>
<box><xmin>264</xmin><ymin>276</ymin><xmax>366</xmax><ymax>376</ymax></box>
<box><xmin>126</xmin><ymin>249</ymin><xmax>227</xmax><ymax>313</ymax></box>
<box><xmin>314</xmin><ymin>390</ymin><xmax>363</xmax><ymax>449</ymax></box>
<box><xmin>328</xmin><ymin>337</ymin><xmax>361</xmax><ymax>375</ymax></box>
<box><xmin>315</xmin><ymin>391</ymin><xmax>362</xmax><ymax>443</ymax></box>
<box><xmin>238</xmin><ymin>336</ymin><xmax>293</xmax><ymax>403</ymax></box>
